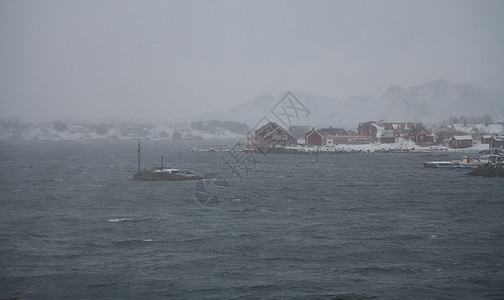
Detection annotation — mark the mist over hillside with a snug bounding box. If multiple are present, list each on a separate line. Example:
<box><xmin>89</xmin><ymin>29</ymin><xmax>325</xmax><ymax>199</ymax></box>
<box><xmin>379</xmin><ymin>80</ymin><xmax>504</xmax><ymax>123</ymax></box>
<box><xmin>202</xmin><ymin>80</ymin><xmax>504</xmax><ymax>129</ymax></box>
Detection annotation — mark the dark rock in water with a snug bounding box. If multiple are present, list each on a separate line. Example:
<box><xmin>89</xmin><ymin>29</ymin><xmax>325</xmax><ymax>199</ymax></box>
<box><xmin>132</xmin><ymin>169</ymin><xmax>202</xmax><ymax>181</ymax></box>
<box><xmin>467</xmin><ymin>163</ymin><xmax>504</xmax><ymax>177</ymax></box>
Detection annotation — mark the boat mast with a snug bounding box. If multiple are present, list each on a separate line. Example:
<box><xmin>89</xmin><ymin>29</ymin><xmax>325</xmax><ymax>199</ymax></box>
<box><xmin>161</xmin><ymin>155</ymin><xmax>164</xmax><ymax>169</ymax></box>
<box><xmin>137</xmin><ymin>140</ymin><xmax>141</xmax><ymax>172</ymax></box>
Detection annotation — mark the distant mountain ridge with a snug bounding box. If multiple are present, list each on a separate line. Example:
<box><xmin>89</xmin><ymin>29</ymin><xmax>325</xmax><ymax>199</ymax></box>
<box><xmin>379</xmin><ymin>79</ymin><xmax>504</xmax><ymax>124</ymax></box>
<box><xmin>206</xmin><ymin>80</ymin><xmax>504</xmax><ymax>129</ymax></box>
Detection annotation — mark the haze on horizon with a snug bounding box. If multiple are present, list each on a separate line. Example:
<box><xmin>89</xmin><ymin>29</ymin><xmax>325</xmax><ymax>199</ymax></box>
<box><xmin>1</xmin><ymin>0</ymin><xmax>503</xmax><ymax>122</ymax></box>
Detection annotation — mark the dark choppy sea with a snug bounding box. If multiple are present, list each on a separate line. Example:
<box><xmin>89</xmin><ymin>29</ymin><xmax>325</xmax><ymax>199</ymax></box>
<box><xmin>1</xmin><ymin>140</ymin><xmax>503</xmax><ymax>299</ymax></box>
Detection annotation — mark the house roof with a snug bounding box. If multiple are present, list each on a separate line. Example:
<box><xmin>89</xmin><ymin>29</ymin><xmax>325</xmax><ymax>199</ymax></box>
<box><xmin>453</xmin><ymin>135</ymin><xmax>472</xmax><ymax>141</ymax></box>
<box><xmin>474</xmin><ymin>124</ymin><xmax>504</xmax><ymax>135</ymax></box>
<box><xmin>305</xmin><ymin>129</ymin><xmax>322</xmax><ymax>138</ymax></box>
<box><xmin>416</xmin><ymin>130</ymin><xmax>431</xmax><ymax>136</ymax></box>
<box><xmin>357</xmin><ymin>122</ymin><xmax>373</xmax><ymax>131</ymax></box>
<box><xmin>317</xmin><ymin>127</ymin><xmax>345</xmax><ymax>136</ymax></box>
<box><xmin>452</xmin><ymin>123</ymin><xmax>504</xmax><ymax>135</ymax></box>
<box><xmin>256</xmin><ymin>122</ymin><xmax>296</xmax><ymax>140</ymax></box>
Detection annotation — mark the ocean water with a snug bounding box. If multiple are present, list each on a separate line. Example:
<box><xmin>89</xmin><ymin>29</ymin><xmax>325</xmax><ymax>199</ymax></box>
<box><xmin>1</xmin><ymin>140</ymin><xmax>503</xmax><ymax>299</ymax></box>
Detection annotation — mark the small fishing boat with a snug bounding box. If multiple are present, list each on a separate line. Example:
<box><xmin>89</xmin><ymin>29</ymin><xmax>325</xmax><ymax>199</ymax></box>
<box><xmin>423</xmin><ymin>156</ymin><xmax>486</xmax><ymax>169</ymax></box>
<box><xmin>132</xmin><ymin>142</ymin><xmax>201</xmax><ymax>181</ymax></box>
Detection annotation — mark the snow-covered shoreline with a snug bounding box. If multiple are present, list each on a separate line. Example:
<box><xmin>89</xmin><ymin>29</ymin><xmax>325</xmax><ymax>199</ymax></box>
<box><xmin>286</xmin><ymin>139</ymin><xmax>490</xmax><ymax>154</ymax></box>
<box><xmin>1</xmin><ymin>120</ymin><xmax>492</xmax><ymax>154</ymax></box>
<box><xmin>1</xmin><ymin>134</ymin><xmax>491</xmax><ymax>154</ymax></box>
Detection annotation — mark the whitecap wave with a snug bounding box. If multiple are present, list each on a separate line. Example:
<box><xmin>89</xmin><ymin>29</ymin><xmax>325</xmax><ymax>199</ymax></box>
<box><xmin>107</xmin><ymin>218</ymin><xmax>134</xmax><ymax>222</ymax></box>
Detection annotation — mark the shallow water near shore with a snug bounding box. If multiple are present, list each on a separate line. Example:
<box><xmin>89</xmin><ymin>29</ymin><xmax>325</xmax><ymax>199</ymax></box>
<box><xmin>1</xmin><ymin>140</ymin><xmax>503</xmax><ymax>299</ymax></box>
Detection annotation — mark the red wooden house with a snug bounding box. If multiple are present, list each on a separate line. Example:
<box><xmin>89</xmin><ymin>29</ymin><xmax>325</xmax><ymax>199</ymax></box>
<box><xmin>255</xmin><ymin>122</ymin><xmax>297</xmax><ymax>148</ymax></box>
<box><xmin>448</xmin><ymin>136</ymin><xmax>473</xmax><ymax>148</ymax></box>
<box><xmin>481</xmin><ymin>135</ymin><xmax>492</xmax><ymax>144</ymax></box>
<box><xmin>305</xmin><ymin>128</ymin><xmax>322</xmax><ymax>146</ymax></box>
<box><xmin>411</xmin><ymin>130</ymin><xmax>434</xmax><ymax>145</ymax></box>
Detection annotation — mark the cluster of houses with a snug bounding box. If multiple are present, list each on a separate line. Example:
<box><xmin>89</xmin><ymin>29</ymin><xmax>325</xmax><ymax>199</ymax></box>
<box><xmin>253</xmin><ymin>121</ymin><xmax>504</xmax><ymax>149</ymax></box>
<box><xmin>431</xmin><ymin>122</ymin><xmax>504</xmax><ymax>149</ymax></box>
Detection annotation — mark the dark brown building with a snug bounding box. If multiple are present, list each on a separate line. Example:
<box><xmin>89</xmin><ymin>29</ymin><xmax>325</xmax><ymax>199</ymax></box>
<box><xmin>255</xmin><ymin>122</ymin><xmax>297</xmax><ymax>148</ymax></box>
<box><xmin>448</xmin><ymin>136</ymin><xmax>473</xmax><ymax>148</ymax></box>
<box><xmin>305</xmin><ymin>129</ymin><xmax>322</xmax><ymax>146</ymax></box>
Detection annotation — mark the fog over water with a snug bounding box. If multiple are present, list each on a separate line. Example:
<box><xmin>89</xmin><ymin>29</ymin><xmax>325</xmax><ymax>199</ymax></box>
<box><xmin>2</xmin><ymin>2</ymin><xmax>504</xmax><ymax>298</ymax></box>
<box><xmin>1</xmin><ymin>0</ymin><xmax>504</xmax><ymax>122</ymax></box>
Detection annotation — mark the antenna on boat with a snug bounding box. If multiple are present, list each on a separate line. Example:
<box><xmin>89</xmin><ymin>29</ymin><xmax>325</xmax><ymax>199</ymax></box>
<box><xmin>137</xmin><ymin>140</ymin><xmax>141</xmax><ymax>172</ymax></box>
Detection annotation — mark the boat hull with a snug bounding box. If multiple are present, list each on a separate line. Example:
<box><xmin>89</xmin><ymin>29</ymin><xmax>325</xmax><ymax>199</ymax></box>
<box><xmin>423</xmin><ymin>161</ymin><xmax>481</xmax><ymax>169</ymax></box>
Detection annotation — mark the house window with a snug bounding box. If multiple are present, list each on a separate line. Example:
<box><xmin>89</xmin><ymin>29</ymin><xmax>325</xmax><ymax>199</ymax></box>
<box><xmin>420</xmin><ymin>135</ymin><xmax>424</xmax><ymax>141</ymax></box>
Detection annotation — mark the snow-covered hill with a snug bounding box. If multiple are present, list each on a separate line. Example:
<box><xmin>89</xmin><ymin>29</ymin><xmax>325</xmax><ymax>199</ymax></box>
<box><xmin>380</xmin><ymin>79</ymin><xmax>504</xmax><ymax>123</ymax></box>
<box><xmin>0</xmin><ymin>121</ymin><xmax>245</xmax><ymax>141</ymax></box>
<box><xmin>3</xmin><ymin>80</ymin><xmax>503</xmax><ymax>140</ymax></box>
<box><xmin>205</xmin><ymin>80</ymin><xmax>504</xmax><ymax>129</ymax></box>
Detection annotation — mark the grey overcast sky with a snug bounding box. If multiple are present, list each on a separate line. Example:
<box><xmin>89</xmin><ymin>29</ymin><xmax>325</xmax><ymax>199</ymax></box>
<box><xmin>1</xmin><ymin>0</ymin><xmax>503</xmax><ymax>121</ymax></box>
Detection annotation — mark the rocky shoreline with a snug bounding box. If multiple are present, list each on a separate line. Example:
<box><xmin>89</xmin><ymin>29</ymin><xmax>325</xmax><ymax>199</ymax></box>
<box><xmin>467</xmin><ymin>163</ymin><xmax>504</xmax><ymax>177</ymax></box>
